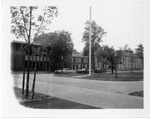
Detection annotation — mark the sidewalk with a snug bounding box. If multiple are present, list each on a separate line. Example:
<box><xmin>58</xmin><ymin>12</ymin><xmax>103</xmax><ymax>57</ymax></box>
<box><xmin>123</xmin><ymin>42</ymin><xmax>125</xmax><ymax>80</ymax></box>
<box><xmin>13</xmin><ymin>74</ymin><xmax>143</xmax><ymax>109</ymax></box>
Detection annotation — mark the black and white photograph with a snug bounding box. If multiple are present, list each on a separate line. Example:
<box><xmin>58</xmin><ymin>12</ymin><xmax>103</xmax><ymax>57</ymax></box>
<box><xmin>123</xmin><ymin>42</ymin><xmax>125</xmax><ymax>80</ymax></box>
<box><xmin>1</xmin><ymin>0</ymin><xmax>150</xmax><ymax>117</ymax></box>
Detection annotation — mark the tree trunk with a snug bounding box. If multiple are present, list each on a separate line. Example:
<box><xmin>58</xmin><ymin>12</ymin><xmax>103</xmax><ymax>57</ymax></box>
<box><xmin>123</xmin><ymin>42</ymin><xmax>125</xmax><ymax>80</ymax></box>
<box><xmin>46</xmin><ymin>54</ymin><xmax>48</xmax><ymax>72</ymax></box>
<box><xmin>92</xmin><ymin>56</ymin><xmax>95</xmax><ymax>70</ymax></box>
<box><xmin>32</xmin><ymin>56</ymin><xmax>37</xmax><ymax>99</ymax></box>
<box><xmin>92</xmin><ymin>51</ymin><xmax>95</xmax><ymax>70</ymax></box>
<box><xmin>25</xmin><ymin>50</ymin><xmax>30</xmax><ymax>98</ymax></box>
<box><xmin>25</xmin><ymin>7</ymin><xmax>32</xmax><ymax>98</ymax></box>
<box><xmin>111</xmin><ymin>61</ymin><xmax>114</xmax><ymax>74</ymax></box>
<box><xmin>22</xmin><ymin>55</ymin><xmax>25</xmax><ymax>95</ymax></box>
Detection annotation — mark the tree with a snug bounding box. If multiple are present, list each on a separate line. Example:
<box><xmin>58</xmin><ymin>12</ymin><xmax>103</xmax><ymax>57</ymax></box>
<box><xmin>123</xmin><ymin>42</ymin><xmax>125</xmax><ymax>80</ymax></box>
<box><xmin>135</xmin><ymin>44</ymin><xmax>144</xmax><ymax>60</ymax></box>
<box><xmin>122</xmin><ymin>44</ymin><xmax>134</xmax><ymax>54</ymax></box>
<box><xmin>96</xmin><ymin>46</ymin><xmax>109</xmax><ymax>70</ymax></box>
<box><xmin>122</xmin><ymin>44</ymin><xmax>136</xmax><ymax>72</ymax></box>
<box><xmin>115</xmin><ymin>49</ymin><xmax>124</xmax><ymax>64</ymax></box>
<box><xmin>82</xmin><ymin>20</ymin><xmax>106</xmax><ymax>70</ymax></box>
<box><xmin>96</xmin><ymin>45</ymin><xmax>124</xmax><ymax>74</ymax></box>
<box><xmin>44</xmin><ymin>31</ymin><xmax>74</xmax><ymax>71</ymax></box>
<box><xmin>11</xmin><ymin>6</ymin><xmax>58</xmax><ymax>98</ymax></box>
<box><xmin>96</xmin><ymin>45</ymin><xmax>115</xmax><ymax>73</ymax></box>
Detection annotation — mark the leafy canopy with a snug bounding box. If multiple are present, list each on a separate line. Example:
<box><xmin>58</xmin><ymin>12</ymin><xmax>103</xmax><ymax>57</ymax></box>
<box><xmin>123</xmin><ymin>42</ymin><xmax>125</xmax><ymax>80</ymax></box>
<box><xmin>43</xmin><ymin>31</ymin><xmax>74</xmax><ymax>70</ymax></box>
<box><xmin>82</xmin><ymin>20</ymin><xmax>106</xmax><ymax>56</ymax></box>
<box><xmin>135</xmin><ymin>44</ymin><xmax>143</xmax><ymax>60</ymax></box>
<box><xmin>82</xmin><ymin>20</ymin><xmax>106</xmax><ymax>44</ymax></box>
<box><xmin>11</xmin><ymin>6</ymin><xmax>58</xmax><ymax>43</ymax></box>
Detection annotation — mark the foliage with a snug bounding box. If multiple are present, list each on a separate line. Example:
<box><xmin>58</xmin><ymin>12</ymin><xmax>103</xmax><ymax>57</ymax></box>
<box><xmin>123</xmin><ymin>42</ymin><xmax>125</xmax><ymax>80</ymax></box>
<box><xmin>82</xmin><ymin>20</ymin><xmax>106</xmax><ymax>69</ymax></box>
<box><xmin>115</xmin><ymin>49</ymin><xmax>124</xmax><ymax>64</ymax></box>
<box><xmin>96</xmin><ymin>45</ymin><xmax>124</xmax><ymax>73</ymax></box>
<box><xmin>122</xmin><ymin>44</ymin><xmax>134</xmax><ymax>54</ymax></box>
<box><xmin>82</xmin><ymin>20</ymin><xmax>106</xmax><ymax>44</ymax></box>
<box><xmin>96</xmin><ymin>45</ymin><xmax>115</xmax><ymax>73</ymax></box>
<box><xmin>135</xmin><ymin>44</ymin><xmax>143</xmax><ymax>60</ymax></box>
<box><xmin>83</xmin><ymin>43</ymin><xmax>100</xmax><ymax>56</ymax></box>
<box><xmin>43</xmin><ymin>31</ymin><xmax>74</xmax><ymax>71</ymax></box>
<box><xmin>11</xmin><ymin>6</ymin><xmax>58</xmax><ymax>43</ymax></box>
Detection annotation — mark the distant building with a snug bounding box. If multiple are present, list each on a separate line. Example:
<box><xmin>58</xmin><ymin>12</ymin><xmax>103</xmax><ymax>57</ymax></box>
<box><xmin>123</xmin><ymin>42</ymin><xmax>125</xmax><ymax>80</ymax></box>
<box><xmin>72</xmin><ymin>50</ymin><xmax>89</xmax><ymax>70</ymax></box>
<box><xmin>117</xmin><ymin>52</ymin><xmax>143</xmax><ymax>71</ymax></box>
<box><xmin>11</xmin><ymin>40</ymin><xmax>143</xmax><ymax>72</ymax></box>
<box><xmin>95</xmin><ymin>52</ymin><xmax>143</xmax><ymax>71</ymax></box>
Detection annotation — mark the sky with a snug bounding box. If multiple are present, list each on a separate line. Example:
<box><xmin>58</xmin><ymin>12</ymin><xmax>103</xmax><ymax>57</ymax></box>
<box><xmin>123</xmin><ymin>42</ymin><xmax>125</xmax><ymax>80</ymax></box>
<box><xmin>46</xmin><ymin>0</ymin><xmax>144</xmax><ymax>52</ymax></box>
<box><xmin>11</xmin><ymin>0</ymin><xmax>144</xmax><ymax>52</ymax></box>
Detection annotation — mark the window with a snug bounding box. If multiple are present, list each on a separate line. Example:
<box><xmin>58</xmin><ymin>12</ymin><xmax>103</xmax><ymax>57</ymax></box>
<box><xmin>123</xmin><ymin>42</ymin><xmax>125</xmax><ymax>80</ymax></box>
<box><xmin>75</xmin><ymin>58</ymin><xmax>81</xmax><ymax>63</ymax></box>
<box><xmin>73</xmin><ymin>64</ymin><xmax>75</xmax><ymax>69</ymax></box>
<box><xmin>83</xmin><ymin>58</ymin><xmax>88</xmax><ymax>63</ymax></box>
<box><xmin>76</xmin><ymin>65</ymin><xmax>78</xmax><ymax>69</ymax></box>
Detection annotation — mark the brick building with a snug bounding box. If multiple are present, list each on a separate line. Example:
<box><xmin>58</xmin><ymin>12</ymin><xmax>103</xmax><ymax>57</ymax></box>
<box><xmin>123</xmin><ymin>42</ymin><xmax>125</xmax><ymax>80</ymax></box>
<box><xmin>11</xmin><ymin>41</ymin><xmax>50</xmax><ymax>71</ymax></box>
<box><xmin>95</xmin><ymin>52</ymin><xmax>143</xmax><ymax>71</ymax></box>
<box><xmin>71</xmin><ymin>50</ymin><xmax>89</xmax><ymax>70</ymax></box>
<box><xmin>117</xmin><ymin>53</ymin><xmax>143</xmax><ymax>71</ymax></box>
<box><xmin>11</xmin><ymin>41</ymin><xmax>89</xmax><ymax>72</ymax></box>
<box><xmin>11</xmin><ymin>40</ymin><xmax>143</xmax><ymax>72</ymax></box>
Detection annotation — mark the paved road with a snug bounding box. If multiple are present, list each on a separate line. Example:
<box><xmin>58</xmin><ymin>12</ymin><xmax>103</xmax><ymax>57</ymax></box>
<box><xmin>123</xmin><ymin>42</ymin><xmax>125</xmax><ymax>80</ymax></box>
<box><xmin>13</xmin><ymin>73</ymin><xmax>143</xmax><ymax>109</ymax></box>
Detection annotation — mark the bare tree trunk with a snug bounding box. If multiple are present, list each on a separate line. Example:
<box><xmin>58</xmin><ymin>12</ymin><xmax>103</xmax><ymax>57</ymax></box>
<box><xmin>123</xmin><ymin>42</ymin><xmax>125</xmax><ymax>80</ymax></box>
<box><xmin>111</xmin><ymin>61</ymin><xmax>114</xmax><ymax>74</ymax></box>
<box><xmin>46</xmin><ymin>54</ymin><xmax>48</xmax><ymax>72</ymax></box>
<box><xmin>22</xmin><ymin>55</ymin><xmax>25</xmax><ymax>95</ymax></box>
<box><xmin>32</xmin><ymin>55</ymin><xmax>37</xmax><ymax>99</ymax></box>
<box><xmin>26</xmin><ymin>50</ymin><xmax>30</xmax><ymax>98</ymax></box>
<box><xmin>26</xmin><ymin>7</ymin><xmax>32</xmax><ymax>98</ymax></box>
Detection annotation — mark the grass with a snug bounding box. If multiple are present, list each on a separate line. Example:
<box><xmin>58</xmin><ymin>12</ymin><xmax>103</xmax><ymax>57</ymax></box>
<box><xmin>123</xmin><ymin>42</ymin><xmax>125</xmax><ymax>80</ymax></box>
<box><xmin>13</xmin><ymin>87</ymin><xmax>99</xmax><ymax>109</ymax></box>
<box><xmin>128</xmin><ymin>91</ymin><xmax>143</xmax><ymax>97</ymax></box>
<box><xmin>54</xmin><ymin>71</ymin><xmax>143</xmax><ymax>81</ymax></box>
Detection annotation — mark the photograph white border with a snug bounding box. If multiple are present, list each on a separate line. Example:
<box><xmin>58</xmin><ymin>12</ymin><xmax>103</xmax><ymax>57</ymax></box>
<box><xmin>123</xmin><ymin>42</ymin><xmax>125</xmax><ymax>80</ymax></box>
<box><xmin>1</xmin><ymin>0</ymin><xmax>150</xmax><ymax>117</ymax></box>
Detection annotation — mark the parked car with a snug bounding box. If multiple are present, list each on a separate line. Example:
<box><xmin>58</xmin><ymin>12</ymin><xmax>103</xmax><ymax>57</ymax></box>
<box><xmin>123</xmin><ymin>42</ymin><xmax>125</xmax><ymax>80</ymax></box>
<box><xmin>94</xmin><ymin>68</ymin><xmax>106</xmax><ymax>73</ymax></box>
<box><xmin>76</xmin><ymin>68</ymin><xmax>93</xmax><ymax>74</ymax></box>
<box><xmin>55</xmin><ymin>68</ymin><xmax>75</xmax><ymax>74</ymax></box>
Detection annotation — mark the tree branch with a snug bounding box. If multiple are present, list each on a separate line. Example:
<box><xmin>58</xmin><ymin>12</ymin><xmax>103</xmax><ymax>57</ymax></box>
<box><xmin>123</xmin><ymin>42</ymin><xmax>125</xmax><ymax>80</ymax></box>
<box><xmin>14</xmin><ymin>22</ymin><xmax>28</xmax><ymax>42</ymax></box>
<box><xmin>34</xmin><ymin>6</ymin><xmax>47</xmax><ymax>41</ymax></box>
<box><xmin>20</xmin><ymin>7</ymin><xmax>29</xmax><ymax>39</ymax></box>
<box><xmin>28</xmin><ymin>6</ymin><xmax>33</xmax><ymax>44</ymax></box>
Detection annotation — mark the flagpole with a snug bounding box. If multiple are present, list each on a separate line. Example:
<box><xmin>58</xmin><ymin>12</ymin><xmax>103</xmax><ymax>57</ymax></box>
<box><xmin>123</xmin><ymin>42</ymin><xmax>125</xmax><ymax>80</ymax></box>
<box><xmin>89</xmin><ymin>6</ymin><xmax>91</xmax><ymax>76</ymax></box>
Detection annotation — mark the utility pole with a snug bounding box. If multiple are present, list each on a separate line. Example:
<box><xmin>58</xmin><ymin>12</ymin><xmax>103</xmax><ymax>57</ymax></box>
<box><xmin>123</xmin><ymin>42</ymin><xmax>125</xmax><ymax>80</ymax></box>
<box><xmin>89</xmin><ymin>6</ymin><xmax>92</xmax><ymax>76</ymax></box>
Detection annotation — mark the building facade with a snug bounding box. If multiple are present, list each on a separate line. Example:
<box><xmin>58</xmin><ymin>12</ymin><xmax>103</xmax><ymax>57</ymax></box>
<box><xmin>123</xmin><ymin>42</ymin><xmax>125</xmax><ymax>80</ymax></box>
<box><xmin>72</xmin><ymin>53</ymin><xmax>89</xmax><ymax>70</ymax></box>
<box><xmin>11</xmin><ymin>41</ymin><xmax>89</xmax><ymax>72</ymax></box>
<box><xmin>95</xmin><ymin>52</ymin><xmax>143</xmax><ymax>71</ymax></box>
<box><xmin>11</xmin><ymin>41</ymin><xmax>50</xmax><ymax>71</ymax></box>
<box><xmin>117</xmin><ymin>53</ymin><xmax>143</xmax><ymax>71</ymax></box>
<box><xmin>11</xmin><ymin>41</ymin><xmax>143</xmax><ymax>72</ymax></box>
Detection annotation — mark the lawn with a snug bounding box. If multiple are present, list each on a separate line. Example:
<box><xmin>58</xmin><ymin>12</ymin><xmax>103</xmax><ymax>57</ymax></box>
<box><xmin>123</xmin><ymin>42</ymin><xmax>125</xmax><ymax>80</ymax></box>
<box><xmin>54</xmin><ymin>71</ymin><xmax>143</xmax><ymax>81</ymax></box>
<box><xmin>128</xmin><ymin>91</ymin><xmax>143</xmax><ymax>97</ymax></box>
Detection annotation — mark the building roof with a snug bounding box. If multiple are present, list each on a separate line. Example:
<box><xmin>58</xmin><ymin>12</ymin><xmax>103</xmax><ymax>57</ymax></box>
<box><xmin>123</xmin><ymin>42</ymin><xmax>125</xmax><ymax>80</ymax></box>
<box><xmin>122</xmin><ymin>51</ymin><xmax>139</xmax><ymax>57</ymax></box>
<box><xmin>11</xmin><ymin>40</ymin><xmax>41</xmax><ymax>46</ymax></box>
<box><xmin>72</xmin><ymin>50</ymin><xmax>88</xmax><ymax>58</ymax></box>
